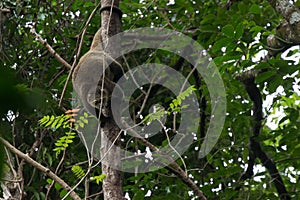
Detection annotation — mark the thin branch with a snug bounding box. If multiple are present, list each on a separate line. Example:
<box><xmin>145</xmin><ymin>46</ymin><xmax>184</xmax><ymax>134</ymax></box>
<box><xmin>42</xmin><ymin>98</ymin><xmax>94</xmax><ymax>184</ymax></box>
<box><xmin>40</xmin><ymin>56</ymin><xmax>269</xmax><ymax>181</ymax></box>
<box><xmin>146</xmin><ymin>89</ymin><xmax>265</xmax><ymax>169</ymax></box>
<box><xmin>17</xmin><ymin>129</ymin><xmax>45</xmax><ymax>199</ymax></box>
<box><xmin>123</xmin><ymin>123</ymin><xmax>207</xmax><ymax>200</ymax></box>
<box><xmin>29</xmin><ymin>28</ymin><xmax>72</xmax><ymax>70</ymax></box>
<box><xmin>0</xmin><ymin>8</ymin><xmax>10</xmax><ymax>13</ymax></box>
<box><xmin>0</xmin><ymin>137</ymin><xmax>82</xmax><ymax>200</ymax></box>
<box><xmin>45</xmin><ymin>148</ymin><xmax>67</xmax><ymax>199</ymax></box>
<box><xmin>48</xmin><ymin>69</ymin><xmax>66</xmax><ymax>87</ymax></box>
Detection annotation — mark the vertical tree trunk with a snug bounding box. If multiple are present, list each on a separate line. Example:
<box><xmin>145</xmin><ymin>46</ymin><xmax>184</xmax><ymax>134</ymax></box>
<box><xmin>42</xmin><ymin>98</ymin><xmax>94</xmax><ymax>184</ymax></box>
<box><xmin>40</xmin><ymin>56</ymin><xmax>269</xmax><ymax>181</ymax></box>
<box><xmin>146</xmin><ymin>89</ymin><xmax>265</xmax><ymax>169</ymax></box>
<box><xmin>100</xmin><ymin>0</ymin><xmax>123</xmax><ymax>199</ymax></box>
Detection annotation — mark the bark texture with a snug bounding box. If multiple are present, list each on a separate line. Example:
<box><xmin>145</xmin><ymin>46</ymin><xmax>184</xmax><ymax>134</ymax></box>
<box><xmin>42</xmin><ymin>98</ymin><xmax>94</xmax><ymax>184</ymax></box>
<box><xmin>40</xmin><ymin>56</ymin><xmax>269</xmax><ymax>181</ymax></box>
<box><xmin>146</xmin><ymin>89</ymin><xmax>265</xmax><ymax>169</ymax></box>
<box><xmin>267</xmin><ymin>0</ymin><xmax>300</xmax><ymax>56</ymax></box>
<box><xmin>100</xmin><ymin>0</ymin><xmax>124</xmax><ymax>199</ymax></box>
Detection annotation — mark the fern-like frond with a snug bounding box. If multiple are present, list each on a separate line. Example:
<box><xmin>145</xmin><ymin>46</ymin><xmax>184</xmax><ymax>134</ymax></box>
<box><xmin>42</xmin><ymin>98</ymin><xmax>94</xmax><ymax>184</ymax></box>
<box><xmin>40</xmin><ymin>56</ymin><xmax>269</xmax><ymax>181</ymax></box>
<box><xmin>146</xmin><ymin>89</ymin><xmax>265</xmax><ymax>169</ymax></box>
<box><xmin>71</xmin><ymin>165</ymin><xmax>85</xmax><ymax>179</ymax></box>
<box><xmin>39</xmin><ymin>110</ymin><xmax>91</xmax><ymax>156</ymax></box>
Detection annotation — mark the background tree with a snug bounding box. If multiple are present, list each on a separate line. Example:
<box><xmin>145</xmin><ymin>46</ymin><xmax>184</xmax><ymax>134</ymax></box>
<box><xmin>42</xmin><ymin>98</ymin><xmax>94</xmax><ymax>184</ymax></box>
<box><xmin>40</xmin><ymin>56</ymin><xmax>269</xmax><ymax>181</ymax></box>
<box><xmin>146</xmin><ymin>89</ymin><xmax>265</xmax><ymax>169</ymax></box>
<box><xmin>0</xmin><ymin>0</ymin><xmax>299</xmax><ymax>199</ymax></box>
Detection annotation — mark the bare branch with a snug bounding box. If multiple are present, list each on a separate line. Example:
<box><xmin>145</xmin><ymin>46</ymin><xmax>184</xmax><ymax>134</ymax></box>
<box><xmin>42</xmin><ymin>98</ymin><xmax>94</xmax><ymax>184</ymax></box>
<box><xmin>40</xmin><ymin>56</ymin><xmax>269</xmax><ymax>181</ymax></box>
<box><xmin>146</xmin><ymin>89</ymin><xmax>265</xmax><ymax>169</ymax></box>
<box><xmin>0</xmin><ymin>137</ymin><xmax>82</xmax><ymax>200</ymax></box>
<box><xmin>29</xmin><ymin>28</ymin><xmax>72</xmax><ymax>70</ymax></box>
<box><xmin>0</xmin><ymin>8</ymin><xmax>10</xmax><ymax>13</ymax></box>
<box><xmin>124</xmin><ymin>123</ymin><xmax>207</xmax><ymax>200</ymax></box>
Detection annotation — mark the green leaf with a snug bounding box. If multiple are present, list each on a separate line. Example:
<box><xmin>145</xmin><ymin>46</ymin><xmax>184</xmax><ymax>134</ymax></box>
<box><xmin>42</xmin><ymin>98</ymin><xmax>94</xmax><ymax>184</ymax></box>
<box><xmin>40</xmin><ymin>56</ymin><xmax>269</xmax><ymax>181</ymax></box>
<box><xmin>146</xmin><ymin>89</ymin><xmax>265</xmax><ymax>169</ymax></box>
<box><xmin>212</xmin><ymin>38</ymin><xmax>232</xmax><ymax>53</ymax></box>
<box><xmin>62</xmin><ymin>143</ymin><xmax>68</xmax><ymax>147</ymax></box>
<box><xmin>238</xmin><ymin>2</ymin><xmax>247</xmax><ymax>13</ymax></box>
<box><xmin>250</xmin><ymin>25</ymin><xmax>264</xmax><ymax>36</ymax></box>
<box><xmin>46</xmin><ymin>178</ymin><xmax>53</xmax><ymax>184</ymax></box>
<box><xmin>240</xmin><ymin>60</ymin><xmax>254</xmax><ymax>68</ymax></box>
<box><xmin>170</xmin><ymin>103</ymin><xmax>174</xmax><ymax>109</ymax></box>
<box><xmin>249</xmin><ymin>4</ymin><xmax>261</xmax><ymax>14</ymax></box>
<box><xmin>91</xmin><ymin>174</ymin><xmax>107</xmax><ymax>184</ymax></box>
<box><xmin>289</xmin><ymin>108</ymin><xmax>299</xmax><ymax>122</ymax></box>
<box><xmin>59</xmin><ymin>189</ymin><xmax>72</xmax><ymax>200</ymax></box>
<box><xmin>34</xmin><ymin>191</ymin><xmax>40</xmax><ymax>200</ymax></box>
<box><xmin>45</xmin><ymin>115</ymin><xmax>55</xmax><ymax>127</ymax></box>
<box><xmin>225</xmin><ymin>42</ymin><xmax>237</xmax><ymax>53</ymax></box>
<box><xmin>54</xmin><ymin>182</ymin><xmax>62</xmax><ymax>191</ymax></box>
<box><xmin>235</xmin><ymin>22</ymin><xmax>244</xmax><ymax>39</ymax></box>
<box><xmin>78</xmin><ymin>122</ymin><xmax>85</xmax><ymax>128</ymax></box>
<box><xmin>72</xmin><ymin>165</ymin><xmax>85</xmax><ymax>179</ymax></box>
<box><xmin>57</xmin><ymin>116</ymin><xmax>67</xmax><ymax>129</ymax></box>
<box><xmin>256</xmin><ymin>70</ymin><xmax>276</xmax><ymax>83</ymax></box>
<box><xmin>39</xmin><ymin>115</ymin><xmax>49</xmax><ymax>125</ymax></box>
<box><xmin>51</xmin><ymin>1</ymin><xmax>57</xmax><ymax>6</ymax></box>
<box><xmin>255</xmin><ymin>62</ymin><xmax>270</xmax><ymax>70</ymax></box>
<box><xmin>222</xmin><ymin>24</ymin><xmax>235</xmax><ymax>38</ymax></box>
<box><xmin>54</xmin><ymin>141</ymin><xmax>62</xmax><ymax>147</ymax></box>
<box><xmin>133</xmin><ymin>190</ymin><xmax>145</xmax><ymax>200</ymax></box>
<box><xmin>65</xmin><ymin>139</ymin><xmax>73</xmax><ymax>144</ymax></box>
<box><xmin>66</xmin><ymin>135</ymin><xmax>75</xmax><ymax>139</ymax></box>
<box><xmin>200</xmin><ymin>25</ymin><xmax>217</xmax><ymax>32</ymax></box>
<box><xmin>53</xmin><ymin>147</ymin><xmax>64</xmax><ymax>152</ymax></box>
<box><xmin>46</xmin><ymin>153</ymin><xmax>53</xmax><ymax>166</ymax></box>
<box><xmin>63</xmin><ymin>121</ymin><xmax>70</xmax><ymax>128</ymax></box>
<box><xmin>51</xmin><ymin>117</ymin><xmax>59</xmax><ymax>129</ymax></box>
<box><xmin>268</xmin><ymin>75</ymin><xmax>283</xmax><ymax>93</ymax></box>
<box><xmin>200</xmin><ymin>14</ymin><xmax>215</xmax><ymax>24</ymax></box>
<box><xmin>83</xmin><ymin>2</ymin><xmax>94</xmax><ymax>8</ymax></box>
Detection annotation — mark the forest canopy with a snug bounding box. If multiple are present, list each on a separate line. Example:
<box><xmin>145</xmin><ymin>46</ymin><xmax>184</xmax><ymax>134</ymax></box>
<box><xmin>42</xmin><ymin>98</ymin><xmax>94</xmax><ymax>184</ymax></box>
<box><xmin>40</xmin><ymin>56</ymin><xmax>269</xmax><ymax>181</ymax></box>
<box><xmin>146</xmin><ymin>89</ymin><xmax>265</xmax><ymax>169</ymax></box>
<box><xmin>0</xmin><ymin>0</ymin><xmax>300</xmax><ymax>199</ymax></box>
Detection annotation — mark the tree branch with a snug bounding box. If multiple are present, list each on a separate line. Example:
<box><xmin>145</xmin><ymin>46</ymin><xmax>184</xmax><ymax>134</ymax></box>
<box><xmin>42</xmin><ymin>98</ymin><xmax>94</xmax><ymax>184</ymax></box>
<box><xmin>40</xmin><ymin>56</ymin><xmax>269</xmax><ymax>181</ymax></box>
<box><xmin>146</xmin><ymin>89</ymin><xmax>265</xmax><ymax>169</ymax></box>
<box><xmin>0</xmin><ymin>8</ymin><xmax>10</xmax><ymax>13</ymax></box>
<box><xmin>17</xmin><ymin>129</ymin><xmax>46</xmax><ymax>199</ymax></box>
<box><xmin>266</xmin><ymin>0</ymin><xmax>300</xmax><ymax>56</ymax></box>
<box><xmin>0</xmin><ymin>137</ymin><xmax>82</xmax><ymax>200</ymax></box>
<box><xmin>124</xmin><ymin>123</ymin><xmax>207</xmax><ymax>200</ymax></box>
<box><xmin>236</xmin><ymin>72</ymin><xmax>291</xmax><ymax>200</ymax></box>
<box><xmin>250</xmin><ymin>137</ymin><xmax>291</xmax><ymax>200</ymax></box>
<box><xmin>29</xmin><ymin>28</ymin><xmax>72</xmax><ymax>70</ymax></box>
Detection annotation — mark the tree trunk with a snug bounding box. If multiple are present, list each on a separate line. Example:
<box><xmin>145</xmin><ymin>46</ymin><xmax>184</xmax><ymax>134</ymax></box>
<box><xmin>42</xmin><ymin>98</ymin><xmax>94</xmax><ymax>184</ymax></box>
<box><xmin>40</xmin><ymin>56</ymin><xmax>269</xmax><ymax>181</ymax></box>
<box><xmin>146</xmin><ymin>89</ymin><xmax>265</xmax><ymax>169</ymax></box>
<box><xmin>100</xmin><ymin>0</ymin><xmax>124</xmax><ymax>199</ymax></box>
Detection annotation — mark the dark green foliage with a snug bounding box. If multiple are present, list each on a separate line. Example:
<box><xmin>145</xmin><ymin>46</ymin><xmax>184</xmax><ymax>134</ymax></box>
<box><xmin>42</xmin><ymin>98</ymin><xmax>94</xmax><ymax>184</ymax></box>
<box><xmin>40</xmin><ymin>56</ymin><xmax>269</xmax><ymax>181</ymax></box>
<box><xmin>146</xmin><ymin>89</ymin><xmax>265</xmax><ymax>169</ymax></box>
<box><xmin>1</xmin><ymin>0</ymin><xmax>299</xmax><ymax>199</ymax></box>
<box><xmin>0</xmin><ymin>68</ymin><xmax>27</xmax><ymax>115</ymax></box>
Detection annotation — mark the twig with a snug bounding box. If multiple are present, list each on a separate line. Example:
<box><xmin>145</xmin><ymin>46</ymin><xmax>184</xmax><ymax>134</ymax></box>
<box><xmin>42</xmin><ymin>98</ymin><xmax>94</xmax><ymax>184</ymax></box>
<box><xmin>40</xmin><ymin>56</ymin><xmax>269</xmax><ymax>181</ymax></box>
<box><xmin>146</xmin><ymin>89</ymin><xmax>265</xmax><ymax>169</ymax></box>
<box><xmin>48</xmin><ymin>69</ymin><xmax>65</xmax><ymax>87</ymax></box>
<box><xmin>0</xmin><ymin>137</ymin><xmax>81</xmax><ymax>200</ymax></box>
<box><xmin>17</xmin><ymin>129</ymin><xmax>46</xmax><ymax>199</ymax></box>
<box><xmin>29</xmin><ymin>28</ymin><xmax>72</xmax><ymax>70</ymax></box>
<box><xmin>123</xmin><ymin>122</ymin><xmax>207</xmax><ymax>200</ymax></box>
<box><xmin>0</xmin><ymin>8</ymin><xmax>10</xmax><ymax>13</ymax></box>
<box><xmin>45</xmin><ymin>148</ymin><xmax>67</xmax><ymax>199</ymax></box>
